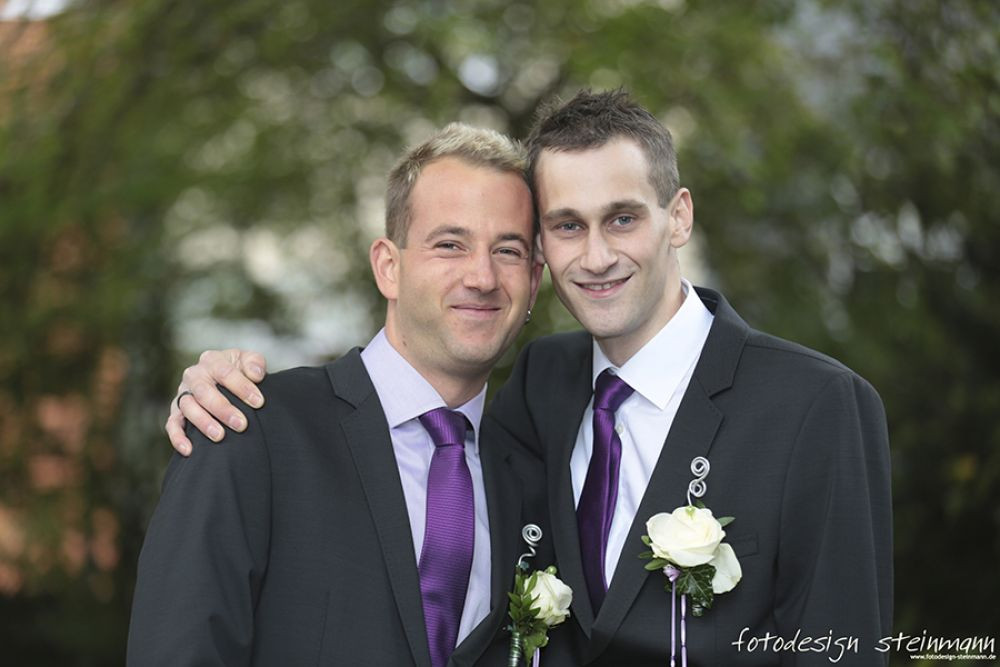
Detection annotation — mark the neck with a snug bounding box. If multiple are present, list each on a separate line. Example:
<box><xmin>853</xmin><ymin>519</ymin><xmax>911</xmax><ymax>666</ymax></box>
<box><xmin>382</xmin><ymin>326</ymin><xmax>488</xmax><ymax>409</ymax></box>
<box><xmin>413</xmin><ymin>366</ymin><xmax>487</xmax><ymax>409</ymax></box>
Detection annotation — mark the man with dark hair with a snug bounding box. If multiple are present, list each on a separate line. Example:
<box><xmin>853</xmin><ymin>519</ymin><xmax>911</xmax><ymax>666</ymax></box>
<box><xmin>167</xmin><ymin>91</ymin><xmax>892</xmax><ymax>665</ymax></box>
<box><xmin>497</xmin><ymin>89</ymin><xmax>892</xmax><ymax>665</ymax></box>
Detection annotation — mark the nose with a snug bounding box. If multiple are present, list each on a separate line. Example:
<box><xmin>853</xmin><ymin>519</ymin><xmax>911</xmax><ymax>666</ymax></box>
<box><xmin>463</xmin><ymin>248</ymin><xmax>499</xmax><ymax>292</ymax></box>
<box><xmin>579</xmin><ymin>229</ymin><xmax>617</xmax><ymax>274</ymax></box>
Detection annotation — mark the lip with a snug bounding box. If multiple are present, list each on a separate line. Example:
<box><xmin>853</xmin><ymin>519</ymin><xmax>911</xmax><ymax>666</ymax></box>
<box><xmin>574</xmin><ymin>276</ymin><xmax>630</xmax><ymax>298</ymax></box>
<box><xmin>450</xmin><ymin>304</ymin><xmax>503</xmax><ymax>319</ymax></box>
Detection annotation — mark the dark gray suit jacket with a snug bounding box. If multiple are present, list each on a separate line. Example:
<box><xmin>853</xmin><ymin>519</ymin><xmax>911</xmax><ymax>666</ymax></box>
<box><xmin>127</xmin><ymin>349</ymin><xmax>549</xmax><ymax>666</ymax></box>
<box><xmin>489</xmin><ymin>287</ymin><xmax>893</xmax><ymax>666</ymax></box>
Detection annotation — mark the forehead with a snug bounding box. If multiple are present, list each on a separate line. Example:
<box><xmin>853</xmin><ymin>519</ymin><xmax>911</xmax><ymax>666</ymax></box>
<box><xmin>408</xmin><ymin>157</ymin><xmax>534</xmax><ymax>237</ymax></box>
<box><xmin>533</xmin><ymin>138</ymin><xmax>656</xmax><ymax>210</ymax></box>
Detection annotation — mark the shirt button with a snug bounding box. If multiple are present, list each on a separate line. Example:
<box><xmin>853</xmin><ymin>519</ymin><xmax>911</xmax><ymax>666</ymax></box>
<box><xmin>615</xmin><ymin>423</ymin><xmax>624</xmax><ymax>435</ymax></box>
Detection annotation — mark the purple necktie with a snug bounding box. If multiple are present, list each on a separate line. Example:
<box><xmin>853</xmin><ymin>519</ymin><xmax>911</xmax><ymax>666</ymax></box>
<box><xmin>418</xmin><ymin>408</ymin><xmax>474</xmax><ymax>667</ymax></box>
<box><xmin>577</xmin><ymin>369</ymin><xmax>634</xmax><ymax>612</ymax></box>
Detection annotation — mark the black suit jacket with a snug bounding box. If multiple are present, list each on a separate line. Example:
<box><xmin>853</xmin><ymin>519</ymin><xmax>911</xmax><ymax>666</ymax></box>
<box><xmin>127</xmin><ymin>349</ymin><xmax>550</xmax><ymax>666</ymax></box>
<box><xmin>489</xmin><ymin>287</ymin><xmax>893</xmax><ymax>666</ymax></box>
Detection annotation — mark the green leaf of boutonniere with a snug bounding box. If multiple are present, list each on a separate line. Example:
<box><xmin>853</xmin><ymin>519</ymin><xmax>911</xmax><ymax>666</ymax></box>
<box><xmin>675</xmin><ymin>564</ymin><xmax>715</xmax><ymax>616</ymax></box>
<box><xmin>717</xmin><ymin>516</ymin><xmax>735</xmax><ymax>528</ymax></box>
<box><xmin>524</xmin><ymin>629</ymin><xmax>548</xmax><ymax>657</ymax></box>
<box><xmin>644</xmin><ymin>558</ymin><xmax>671</xmax><ymax>571</ymax></box>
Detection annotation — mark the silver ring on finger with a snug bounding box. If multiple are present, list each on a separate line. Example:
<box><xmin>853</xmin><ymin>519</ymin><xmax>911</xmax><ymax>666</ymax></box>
<box><xmin>175</xmin><ymin>389</ymin><xmax>194</xmax><ymax>411</ymax></box>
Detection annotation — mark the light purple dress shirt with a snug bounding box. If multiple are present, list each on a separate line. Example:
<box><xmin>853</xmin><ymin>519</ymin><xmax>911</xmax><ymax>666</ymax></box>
<box><xmin>360</xmin><ymin>329</ymin><xmax>491</xmax><ymax>645</ymax></box>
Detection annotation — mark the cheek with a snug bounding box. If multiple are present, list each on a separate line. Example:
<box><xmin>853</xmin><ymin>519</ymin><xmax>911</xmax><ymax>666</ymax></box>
<box><xmin>539</xmin><ymin>248</ymin><xmax>571</xmax><ymax>281</ymax></box>
<box><xmin>499</xmin><ymin>269</ymin><xmax>532</xmax><ymax>300</ymax></box>
<box><xmin>400</xmin><ymin>272</ymin><xmax>445</xmax><ymax>307</ymax></box>
<box><xmin>619</xmin><ymin>241</ymin><xmax>658</xmax><ymax>271</ymax></box>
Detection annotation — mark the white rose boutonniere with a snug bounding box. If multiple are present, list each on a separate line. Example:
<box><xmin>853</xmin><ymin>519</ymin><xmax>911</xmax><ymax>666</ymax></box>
<box><xmin>528</xmin><ymin>570</ymin><xmax>573</xmax><ymax>627</ymax></box>
<box><xmin>638</xmin><ymin>457</ymin><xmax>742</xmax><ymax>665</ymax></box>
<box><xmin>646</xmin><ymin>505</ymin><xmax>725</xmax><ymax>567</ymax></box>
<box><xmin>508</xmin><ymin>525</ymin><xmax>572</xmax><ymax>666</ymax></box>
<box><xmin>640</xmin><ymin>504</ymin><xmax>740</xmax><ymax>615</ymax></box>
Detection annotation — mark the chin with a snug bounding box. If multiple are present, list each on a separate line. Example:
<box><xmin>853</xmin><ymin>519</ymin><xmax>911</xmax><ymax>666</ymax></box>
<box><xmin>446</xmin><ymin>340</ymin><xmax>505</xmax><ymax>370</ymax></box>
<box><xmin>572</xmin><ymin>308</ymin><xmax>626</xmax><ymax>339</ymax></box>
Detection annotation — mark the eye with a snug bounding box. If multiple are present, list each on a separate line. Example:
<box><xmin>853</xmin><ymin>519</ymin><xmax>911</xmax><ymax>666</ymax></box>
<box><xmin>435</xmin><ymin>241</ymin><xmax>462</xmax><ymax>251</ymax></box>
<box><xmin>611</xmin><ymin>215</ymin><xmax>635</xmax><ymax>227</ymax></box>
<box><xmin>496</xmin><ymin>247</ymin><xmax>523</xmax><ymax>256</ymax></box>
<box><xmin>555</xmin><ymin>221</ymin><xmax>582</xmax><ymax>232</ymax></box>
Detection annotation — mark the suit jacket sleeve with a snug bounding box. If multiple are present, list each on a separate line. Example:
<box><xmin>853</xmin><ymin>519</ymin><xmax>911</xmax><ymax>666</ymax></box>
<box><xmin>127</xmin><ymin>395</ymin><xmax>271</xmax><ymax>666</ymax></box>
<box><xmin>774</xmin><ymin>371</ymin><xmax>893</xmax><ymax>664</ymax></box>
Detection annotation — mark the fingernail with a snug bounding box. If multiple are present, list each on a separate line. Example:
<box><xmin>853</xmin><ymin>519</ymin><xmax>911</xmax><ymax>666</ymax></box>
<box><xmin>248</xmin><ymin>393</ymin><xmax>264</xmax><ymax>408</ymax></box>
<box><xmin>208</xmin><ymin>425</ymin><xmax>224</xmax><ymax>442</ymax></box>
<box><xmin>250</xmin><ymin>365</ymin><xmax>264</xmax><ymax>380</ymax></box>
<box><xmin>229</xmin><ymin>414</ymin><xmax>247</xmax><ymax>431</ymax></box>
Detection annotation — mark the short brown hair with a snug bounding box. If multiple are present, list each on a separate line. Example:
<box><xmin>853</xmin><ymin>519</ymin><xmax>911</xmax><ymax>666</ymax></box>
<box><xmin>384</xmin><ymin>122</ymin><xmax>528</xmax><ymax>246</ymax></box>
<box><xmin>526</xmin><ymin>89</ymin><xmax>679</xmax><ymax>207</ymax></box>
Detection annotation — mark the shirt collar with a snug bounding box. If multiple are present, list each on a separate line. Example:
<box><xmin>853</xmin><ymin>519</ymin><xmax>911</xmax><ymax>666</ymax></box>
<box><xmin>591</xmin><ymin>279</ymin><xmax>714</xmax><ymax>410</ymax></box>
<box><xmin>360</xmin><ymin>328</ymin><xmax>485</xmax><ymax>445</ymax></box>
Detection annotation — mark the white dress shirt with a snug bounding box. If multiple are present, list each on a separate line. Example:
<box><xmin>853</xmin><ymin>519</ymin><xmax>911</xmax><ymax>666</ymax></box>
<box><xmin>361</xmin><ymin>329</ymin><xmax>491</xmax><ymax>644</ymax></box>
<box><xmin>570</xmin><ymin>279</ymin><xmax>714</xmax><ymax>585</ymax></box>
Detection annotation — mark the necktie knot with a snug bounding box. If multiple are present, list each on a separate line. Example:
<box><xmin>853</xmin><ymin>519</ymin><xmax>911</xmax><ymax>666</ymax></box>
<box><xmin>593</xmin><ymin>369</ymin><xmax>634</xmax><ymax>413</ymax></box>
<box><xmin>419</xmin><ymin>408</ymin><xmax>468</xmax><ymax>449</ymax></box>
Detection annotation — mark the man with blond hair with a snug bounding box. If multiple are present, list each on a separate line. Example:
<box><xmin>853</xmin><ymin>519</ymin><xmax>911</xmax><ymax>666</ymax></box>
<box><xmin>128</xmin><ymin>123</ymin><xmax>550</xmax><ymax>666</ymax></box>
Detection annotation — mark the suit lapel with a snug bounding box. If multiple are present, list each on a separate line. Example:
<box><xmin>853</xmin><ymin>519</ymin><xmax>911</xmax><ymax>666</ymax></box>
<box><xmin>328</xmin><ymin>352</ymin><xmax>432</xmax><ymax>667</ymax></box>
<box><xmin>450</xmin><ymin>421</ymin><xmax>522</xmax><ymax>666</ymax></box>
<box><xmin>545</xmin><ymin>354</ymin><xmax>596</xmax><ymax>634</ymax></box>
<box><xmin>587</xmin><ymin>288</ymin><xmax>750</xmax><ymax>658</ymax></box>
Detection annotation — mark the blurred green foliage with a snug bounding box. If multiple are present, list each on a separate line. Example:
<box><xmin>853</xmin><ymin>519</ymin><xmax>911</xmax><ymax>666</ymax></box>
<box><xmin>0</xmin><ymin>0</ymin><xmax>997</xmax><ymax>664</ymax></box>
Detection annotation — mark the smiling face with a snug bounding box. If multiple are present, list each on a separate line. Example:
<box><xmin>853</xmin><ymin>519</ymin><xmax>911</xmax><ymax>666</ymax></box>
<box><xmin>535</xmin><ymin>138</ymin><xmax>693</xmax><ymax>365</ymax></box>
<box><xmin>373</xmin><ymin>156</ymin><xmax>540</xmax><ymax>388</ymax></box>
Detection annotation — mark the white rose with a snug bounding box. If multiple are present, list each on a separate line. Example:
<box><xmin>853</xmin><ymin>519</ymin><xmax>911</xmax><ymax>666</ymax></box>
<box><xmin>529</xmin><ymin>570</ymin><xmax>573</xmax><ymax>627</ymax></box>
<box><xmin>709</xmin><ymin>542</ymin><xmax>742</xmax><ymax>594</ymax></box>
<box><xmin>646</xmin><ymin>506</ymin><xmax>725</xmax><ymax>568</ymax></box>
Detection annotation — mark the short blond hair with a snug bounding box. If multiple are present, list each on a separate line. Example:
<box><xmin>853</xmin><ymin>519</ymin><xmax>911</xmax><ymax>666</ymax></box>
<box><xmin>385</xmin><ymin>122</ymin><xmax>529</xmax><ymax>246</ymax></box>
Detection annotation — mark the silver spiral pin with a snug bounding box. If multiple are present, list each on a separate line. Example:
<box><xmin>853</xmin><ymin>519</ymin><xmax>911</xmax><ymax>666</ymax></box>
<box><xmin>686</xmin><ymin>456</ymin><xmax>710</xmax><ymax>506</ymax></box>
<box><xmin>517</xmin><ymin>523</ymin><xmax>543</xmax><ymax>568</ymax></box>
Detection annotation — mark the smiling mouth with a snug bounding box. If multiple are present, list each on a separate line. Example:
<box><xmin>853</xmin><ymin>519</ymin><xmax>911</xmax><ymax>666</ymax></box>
<box><xmin>576</xmin><ymin>277</ymin><xmax>630</xmax><ymax>295</ymax></box>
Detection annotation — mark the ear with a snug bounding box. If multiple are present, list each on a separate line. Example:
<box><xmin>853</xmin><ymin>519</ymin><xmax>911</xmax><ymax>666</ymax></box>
<box><xmin>533</xmin><ymin>232</ymin><xmax>545</xmax><ymax>264</ymax></box>
<box><xmin>528</xmin><ymin>256</ymin><xmax>545</xmax><ymax>310</ymax></box>
<box><xmin>370</xmin><ymin>237</ymin><xmax>401</xmax><ymax>300</ymax></box>
<box><xmin>668</xmin><ymin>188</ymin><xmax>694</xmax><ymax>248</ymax></box>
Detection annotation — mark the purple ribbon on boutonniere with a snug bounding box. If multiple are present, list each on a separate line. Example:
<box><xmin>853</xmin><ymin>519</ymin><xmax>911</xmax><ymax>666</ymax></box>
<box><xmin>639</xmin><ymin>457</ymin><xmax>743</xmax><ymax>666</ymax></box>
<box><xmin>663</xmin><ymin>564</ymin><xmax>687</xmax><ymax>667</ymax></box>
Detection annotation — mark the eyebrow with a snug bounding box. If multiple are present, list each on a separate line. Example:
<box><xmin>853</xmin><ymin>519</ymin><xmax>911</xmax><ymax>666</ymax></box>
<box><xmin>604</xmin><ymin>199</ymin><xmax>650</xmax><ymax>216</ymax></box>
<box><xmin>423</xmin><ymin>225</ymin><xmax>530</xmax><ymax>248</ymax></box>
<box><xmin>496</xmin><ymin>232</ymin><xmax>531</xmax><ymax>249</ymax></box>
<box><xmin>540</xmin><ymin>208</ymin><xmax>580</xmax><ymax>224</ymax></box>
<box><xmin>423</xmin><ymin>225</ymin><xmax>471</xmax><ymax>242</ymax></box>
<box><xmin>541</xmin><ymin>199</ymin><xmax>651</xmax><ymax>223</ymax></box>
